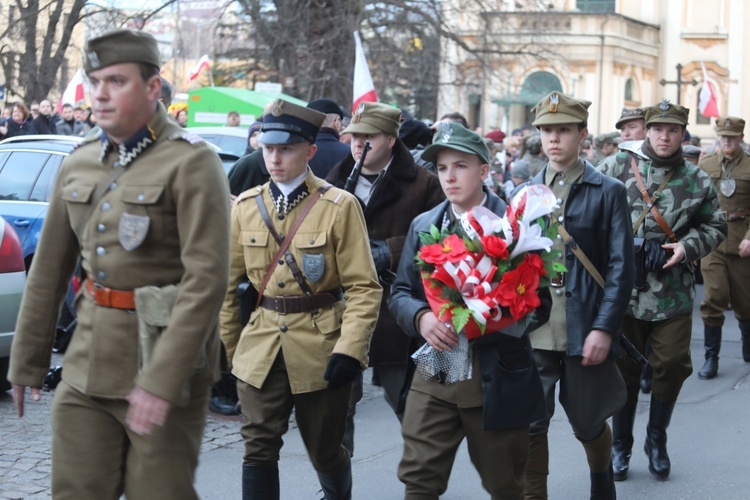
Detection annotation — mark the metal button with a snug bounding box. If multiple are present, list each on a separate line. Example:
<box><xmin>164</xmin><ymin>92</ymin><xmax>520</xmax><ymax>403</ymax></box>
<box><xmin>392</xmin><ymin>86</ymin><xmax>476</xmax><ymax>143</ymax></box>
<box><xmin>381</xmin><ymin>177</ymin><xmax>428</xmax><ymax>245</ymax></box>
<box><xmin>102</xmin><ymin>202</ymin><xmax>110</xmax><ymax>211</ymax></box>
<box><xmin>565</xmin><ymin>291</ymin><xmax>572</xmax><ymax>298</ymax></box>
<box><xmin>110</xmin><ymin>182</ymin><xmax>117</xmax><ymax>190</ymax></box>
<box><xmin>555</xmin><ymin>289</ymin><xmax>563</xmax><ymax>296</ymax></box>
<box><xmin>558</xmin><ymin>180</ymin><xmax>566</xmax><ymax>187</ymax></box>
<box><xmin>278</xmin><ymin>259</ymin><xmax>284</xmax><ymax>265</ymax></box>
<box><xmin>71</xmin><ymin>191</ymin><xmax>78</xmax><ymax>199</ymax></box>
<box><xmin>97</xmin><ymin>271</ymin><xmax>107</xmax><ymax>280</ymax></box>
<box><xmin>557</xmin><ymin>252</ymin><xmax>563</xmax><ymax>259</ymax></box>
<box><xmin>310</xmin><ymin>239</ymin><xmax>315</xmax><ymax>244</ymax></box>
<box><xmin>277</xmin><ymin>213</ymin><xmax>285</xmax><ymax>220</ymax></box>
<box><xmin>97</xmin><ymin>223</ymin><xmax>106</xmax><ymax>233</ymax></box>
<box><xmin>280</xmin><ymin>325</ymin><xmax>288</xmax><ymax>333</ymax></box>
<box><xmin>277</xmin><ymin>281</ymin><xmax>285</xmax><ymax>288</ymax></box>
<box><xmin>250</xmin><ymin>238</ymin><xmax>256</xmax><ymax>243</ymax></box>
<box><xmin>556</xmin><ymin>198</ymin><xmax>563</xmax><ymax>204</ymax></box>
<box><xmin>96</xmin><ymin>246</ymin><xmax>106</xmax><ymax>256</ymax></box>
<box><xmin>557</xmin><ymin>215</ymin><xmax>564</xmax><ymax>223</ymax></box>
<box><xmin>137</xmin><ymin>194</ymin><xmax>145</xmax><ymax>201</ymax></box>
<box><xmin>556</xmin><ymin>234</ymin><xmax>562</xmax><ymax>240</ymax></box>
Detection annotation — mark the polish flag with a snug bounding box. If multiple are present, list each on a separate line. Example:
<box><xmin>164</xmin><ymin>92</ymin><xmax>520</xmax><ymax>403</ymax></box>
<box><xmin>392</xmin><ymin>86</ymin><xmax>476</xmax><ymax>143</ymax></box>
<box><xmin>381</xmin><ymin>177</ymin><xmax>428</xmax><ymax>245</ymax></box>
<box><xmin>698</xmin><ymin>62</ymin><xmax>720</xmax><ymax>118</ymax></box>
<box><xmin>352</xmin><ymin>31</ymin><xmax>377</xmax><ymax>113</ymax></box>
<box><xmin>57</xmin><ymin>69</ymin><xmax>85</xmax><ymax>113</ymax></box>
<box><xmin>187</xmin><ymin>54</ymin><xmax>211</xmax><ymax>82</ymax></box>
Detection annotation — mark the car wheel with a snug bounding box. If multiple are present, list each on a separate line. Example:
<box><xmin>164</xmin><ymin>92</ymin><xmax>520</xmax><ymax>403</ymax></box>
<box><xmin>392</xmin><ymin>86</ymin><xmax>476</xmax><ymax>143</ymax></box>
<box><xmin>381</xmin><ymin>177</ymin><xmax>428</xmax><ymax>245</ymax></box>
<box><xmin>0</xmin><ymin>357</ymin><xmax>10</xmax><ymax>392</ymax></box>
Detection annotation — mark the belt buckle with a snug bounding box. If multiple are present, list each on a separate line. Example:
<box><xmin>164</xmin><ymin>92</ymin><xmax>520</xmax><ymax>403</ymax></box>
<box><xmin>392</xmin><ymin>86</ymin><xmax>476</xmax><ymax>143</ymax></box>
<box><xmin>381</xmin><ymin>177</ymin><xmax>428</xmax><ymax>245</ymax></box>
<box><xmin>275</xmin><ymin>296</ymin><xmax>287</xmax><ymax>315</ymax></box>
<box><xmin>93</xmin><ymin>283</ymin><xmax>111</xmax><ymax>307</ymax></box>
<box><xmin>550</xmin><ymin>272</ymin><xmax>565</xmax><ymax>288</ymax></box>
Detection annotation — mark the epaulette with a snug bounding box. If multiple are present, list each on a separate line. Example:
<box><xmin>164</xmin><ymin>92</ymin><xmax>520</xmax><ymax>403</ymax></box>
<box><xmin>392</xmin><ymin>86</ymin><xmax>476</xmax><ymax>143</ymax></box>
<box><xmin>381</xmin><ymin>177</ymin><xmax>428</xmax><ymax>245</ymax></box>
<box><xmin>70</xmin><ymin>133</ymin><xmax>101</xmax><ymax>154</ymax></box>
<box><xmin>170</xmin><ymin>132</ymin><xmax>205</xmax><ymax>146</ymax></box>
<box><xmin>236</xmin><ymin>185</ymin><xmax>264</xmax><ymax>203</ymax></box>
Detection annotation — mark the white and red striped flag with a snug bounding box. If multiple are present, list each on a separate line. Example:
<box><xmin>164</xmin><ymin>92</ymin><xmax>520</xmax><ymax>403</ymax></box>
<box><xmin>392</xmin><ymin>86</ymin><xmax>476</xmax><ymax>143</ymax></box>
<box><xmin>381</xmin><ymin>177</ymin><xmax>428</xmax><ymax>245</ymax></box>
<box><xmin>57</xmin><ymin>69</ymin><xmax>85</xmax><ymax>113</ymax></box>
<box><xmin>352</xmin><ymin>31</ymin><xmax>377</xmax><ymax>113</ymax></box>
<box><xmin>699</xmin><ymin>62</ymin><xmax>720</xmax><ymax>118</ymax></box>
<box><xmin>187</xmin><ymin>54</ymin><xmax>211</xmax><ymax>83</ymax></box>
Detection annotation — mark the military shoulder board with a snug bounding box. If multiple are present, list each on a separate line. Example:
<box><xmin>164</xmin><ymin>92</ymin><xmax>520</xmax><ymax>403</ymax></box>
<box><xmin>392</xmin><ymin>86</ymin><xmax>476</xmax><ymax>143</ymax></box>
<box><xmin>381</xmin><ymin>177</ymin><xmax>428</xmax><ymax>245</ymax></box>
<box><xmin>172</xmin><ymin>132</ymin><xmax>205</xmax><ymax>145</ymax></box>
<box><xmin>237</xmin><ymin>185</ymin><xmax>263</xmax><ymax>203</ymax></box>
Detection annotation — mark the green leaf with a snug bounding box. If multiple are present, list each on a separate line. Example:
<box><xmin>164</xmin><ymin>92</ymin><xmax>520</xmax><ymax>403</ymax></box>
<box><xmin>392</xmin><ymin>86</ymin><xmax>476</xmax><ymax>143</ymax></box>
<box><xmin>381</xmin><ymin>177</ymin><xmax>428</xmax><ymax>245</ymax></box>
<box><xmin>452</xmin><ymin>306</ymin><xmax>472</xmax><ymax>332</ymax></box>
<box><xmin>430</xmin><ymin>224</ymin><xmax>441</xmax><ymax>240</ymax></box>
<box><xmin>551</xmin><ymin>262</ymin><xmax>567</xmax><ymax>273</ymax></box>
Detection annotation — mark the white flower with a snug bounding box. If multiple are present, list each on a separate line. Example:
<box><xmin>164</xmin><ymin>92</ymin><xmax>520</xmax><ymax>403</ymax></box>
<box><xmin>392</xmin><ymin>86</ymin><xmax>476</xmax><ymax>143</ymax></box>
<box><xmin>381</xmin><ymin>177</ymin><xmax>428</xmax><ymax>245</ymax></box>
<box><xmin>510</xmin><ymin>218</ymin><xmax>554</xmax><ymax>258</ymax></box>
<box><xmin>511</xmin><ymin>184</ymin><xmax>560</xmax><ymax>221</ymax></box>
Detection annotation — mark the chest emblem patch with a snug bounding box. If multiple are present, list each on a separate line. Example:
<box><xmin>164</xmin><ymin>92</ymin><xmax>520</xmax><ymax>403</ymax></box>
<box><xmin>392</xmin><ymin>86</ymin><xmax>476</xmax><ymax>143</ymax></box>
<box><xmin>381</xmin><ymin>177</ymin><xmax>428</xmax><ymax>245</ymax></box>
<box><xmin>119</xmin><ymin>212</ymin><xmax>150</xmax><ymax>251</ymax></box>
<box><xmin>303</xmin><ymin>253</ymin><xmax>325</xmax><ymax>283</ymax></box>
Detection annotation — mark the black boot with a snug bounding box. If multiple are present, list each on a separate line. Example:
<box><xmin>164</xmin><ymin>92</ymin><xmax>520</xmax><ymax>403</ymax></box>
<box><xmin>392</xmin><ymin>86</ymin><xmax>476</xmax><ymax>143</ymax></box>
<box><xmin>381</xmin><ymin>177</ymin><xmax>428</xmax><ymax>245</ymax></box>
<box><xmin>317</xmin><ymin>462</ymin><xmax>352</xmax><ymax>500</ymax></box>
<box><xmin>698</xmin><ymin>325</ymin><xmax>721</xmax><ymax>379</ymax></box>
<box><xmin>644</xmin><ymin>397</ymin><xmax>675</xmax><ymax>480</ymax></box>
<box><xmin>590</xmin><ymin>462</ymin><xmax>616</xmax><ymax>500</ymax></box>
<box><xmin>639</xmin><ymin>365</ymin><xmax>652</xmax><ymax>394</ymax></box>
<box><xmin>739</xmin><ymin>320</ymin><xmax>750</xmax><ymax>362</ymax></box>
<box><xmin>611</xmin><ymin>404</ymin><xmax>637</xmax><ymax>481</ymax></box>
<box><xmin>242</xmin><ymin>463</ymin><xmax>279</xmax><ymax>500</ymax></box>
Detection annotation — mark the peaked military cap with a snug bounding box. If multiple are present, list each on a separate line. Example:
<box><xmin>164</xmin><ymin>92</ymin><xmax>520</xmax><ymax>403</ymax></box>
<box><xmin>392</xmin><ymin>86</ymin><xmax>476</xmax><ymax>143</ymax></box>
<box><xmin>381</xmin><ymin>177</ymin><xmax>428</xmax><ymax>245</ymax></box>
<box><xmin>615</xmin><ymin>107</ymin><xmax>645</xmax><ymax>129</ymax></box>
<box><xmin>343</xmin><ymin>102</ymin><xmax>401</xmax><ymax>137</ymax></box>
<box><xmin>715</xmin><ymin>116</ymin><xmax>745</xmax><ymax>136</ymax></box>
<box><xmin>421</xmin><ymin>122</ymin><xmax>491</xmax><ymax>165</ymax></box>
<box><xmin>307</xmin><ymin>98</ymin><xmax>344</xmax><ymax>119</ymax></box>
<box><xmin>84</xmin><ymin>29</ymin><xmax>161</xmax><ymax>74</ymax></box>
<box><xmin>532</xmin><ymin>92</ymin><xmax>591</xmax><ymax>126</ymax></box>
<box><xmin>644</xmin><ymin>99</ymin><xmax>689</xmax><ymax>127</ymax></box>
<box><xmin>258</xmin><ymin>99</ymin><xmax>325</xmax><ymax>145</ymax></box>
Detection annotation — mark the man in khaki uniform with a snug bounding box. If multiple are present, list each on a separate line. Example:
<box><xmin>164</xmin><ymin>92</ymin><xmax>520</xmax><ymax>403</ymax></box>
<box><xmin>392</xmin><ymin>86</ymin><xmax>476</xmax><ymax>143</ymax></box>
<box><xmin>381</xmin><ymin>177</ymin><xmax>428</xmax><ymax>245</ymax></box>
<box><xmin>697</xmin><ymin>116</ymin><xmax>750</xmax><ymax>379</ymax></box>
<box><xmin>9</xmin><ymin>29</ymin><xmax>230</xmax><ymax>499</ymax></box>
<box><xmin>220</xmin><ymin>99</ymin><xmax>382</xmax><ymax>499</ymax></box>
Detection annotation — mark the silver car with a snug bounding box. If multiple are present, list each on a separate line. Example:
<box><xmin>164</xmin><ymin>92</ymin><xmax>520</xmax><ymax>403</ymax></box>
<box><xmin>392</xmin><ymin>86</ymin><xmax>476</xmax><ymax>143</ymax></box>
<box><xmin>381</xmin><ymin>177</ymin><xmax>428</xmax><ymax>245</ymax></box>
<box><xmin>0</xmin><ymin>216</ymin><xmax>26</xmax><ymax>391</ymax></box>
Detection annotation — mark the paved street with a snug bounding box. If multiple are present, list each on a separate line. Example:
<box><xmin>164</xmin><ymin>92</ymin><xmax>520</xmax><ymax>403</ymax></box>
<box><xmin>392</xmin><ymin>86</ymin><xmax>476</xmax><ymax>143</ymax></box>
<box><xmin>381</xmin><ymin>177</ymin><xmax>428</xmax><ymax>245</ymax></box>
<box><xmin>2</xmin><ymin>284</ymin><xmax>750</xmax><ymax>499</ymax></box>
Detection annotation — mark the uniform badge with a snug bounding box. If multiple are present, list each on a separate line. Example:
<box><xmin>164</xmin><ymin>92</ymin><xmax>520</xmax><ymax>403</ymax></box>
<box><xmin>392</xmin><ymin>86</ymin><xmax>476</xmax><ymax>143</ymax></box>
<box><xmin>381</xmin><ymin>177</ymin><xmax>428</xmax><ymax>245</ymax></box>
<box><xmin>87</xmin><ymin>51</ymin><xmax>100</xmax><ymax>69</ymax></box>
<box><xmin>720</xmin><ymin>178</ymin><xmax>736</xmax><ymax>197</ymax></box>
<box><xmin>356</xmin><ymin>103</ymin><xmax>366</xmax><ymax>115</ymax></box>
<box><xmin>549</xmin><ymin>93</ymin><xmax>559</xmax><ymax>113</ymax></box>
<box><xmin>119</xmin><ymin>212</ymin><xmax>150</xmax><ymax>251</ymax></box>
<box><xmin>303</xmin><ymin>253</ymin><xmax>325</xmax><ymax>283</ymax></box>
<box><xmin>438</xmin><ymin>121</ymin><xmax>452</xmax><ymax>143</ymax></box>
<box><xmin>659</xmin><ymin>98</ymin><xmax>670</xmax><ymax>118</ymax></box>
<box><xmin>271</xmin><ymin>100</ymin><xmax>284</xmax><ymax>116</ymax></box>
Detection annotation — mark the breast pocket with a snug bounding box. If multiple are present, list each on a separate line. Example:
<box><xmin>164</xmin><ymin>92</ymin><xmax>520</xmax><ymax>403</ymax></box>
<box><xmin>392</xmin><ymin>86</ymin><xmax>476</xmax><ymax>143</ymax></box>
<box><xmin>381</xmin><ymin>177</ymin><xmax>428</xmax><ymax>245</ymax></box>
<box><xmin>295</xmin><ymin>231</ymin><xmax>329</xmax><ymax>284</ymax></box>
<box><xmin>121</xmin><ymin>185</ymin><xmax>166</xmax><ymax>241</ymax></box>
<box><xmin>240</xmin><ymin>231</ymin><xmax>270</xmax><ymax>273</ymax></box>
<box><xmin>61</xmin><ymin>183</ymin><xmax>95</xmax><ymax>240</ymax></box>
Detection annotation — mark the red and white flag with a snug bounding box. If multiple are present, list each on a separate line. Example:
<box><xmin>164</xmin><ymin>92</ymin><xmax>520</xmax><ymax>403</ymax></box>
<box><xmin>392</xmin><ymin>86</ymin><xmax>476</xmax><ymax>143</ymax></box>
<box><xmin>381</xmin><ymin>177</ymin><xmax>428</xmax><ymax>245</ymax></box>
<box><xmin>699</xmin><ymin>62</ymin><xmax>720</xmax><ymax>118</ymax></box>
<box><xmin>57</xmin><ymin>69</ymin><xmax>85</xmax><ymax>113</ymax></box>
<box><xmin>352</xmin><ymin>31</ymin><xmax>377</xmax><ymax>113</ymax></box>
<box><xmin>187</xmin><ymin>54</ymin><xmax>211</xmax><ymax>82</ymax></box>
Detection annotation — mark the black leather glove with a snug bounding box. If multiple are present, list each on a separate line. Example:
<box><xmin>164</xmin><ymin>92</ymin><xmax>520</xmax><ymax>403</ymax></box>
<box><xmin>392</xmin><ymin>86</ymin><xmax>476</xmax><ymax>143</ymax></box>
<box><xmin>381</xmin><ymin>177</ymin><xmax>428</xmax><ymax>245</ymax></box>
<box><xmin>323</xmin><ymin>354</ymin><xmax>361</xmax><ymax>390</ymax></box>
<box><xmin>370</xmin><ymin>239</ymin><xmax>391</xmax><ymax>275</ymax></box>
<box><xmin>644</xmin><ymin>239</ymin><xmax>668</xmax><ymax>272</ymax></box>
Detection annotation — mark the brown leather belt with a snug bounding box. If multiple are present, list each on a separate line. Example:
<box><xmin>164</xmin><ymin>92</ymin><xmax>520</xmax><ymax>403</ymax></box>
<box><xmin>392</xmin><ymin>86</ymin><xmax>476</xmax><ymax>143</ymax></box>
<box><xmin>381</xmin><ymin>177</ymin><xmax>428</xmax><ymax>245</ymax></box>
<box><xmin>260</xmin><ymin>288</ymin><xmax>344</xmax><ymax>315</ymax></box>
<box><xmin>725</xmin><ymin>207</ymin><xmax>750</xmax><ymax>221</ymax></box>
<box><xmin>85</xmin><ymin>279</ymin><xmax>136</xmax><ymax>310</ymax></box>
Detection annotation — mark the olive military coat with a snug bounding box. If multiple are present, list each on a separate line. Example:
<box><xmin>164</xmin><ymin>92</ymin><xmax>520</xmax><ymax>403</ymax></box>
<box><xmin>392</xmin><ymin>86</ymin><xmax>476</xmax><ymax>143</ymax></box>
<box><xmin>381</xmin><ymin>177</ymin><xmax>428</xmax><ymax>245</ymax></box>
<box><xmin>220</xmin><ymin>172</ymin><xmax>382</xmax><ymax>394</ymax></box>
<box><xmin>9</xmin><ymin>104</ymin><xmax>231</xmax><ymax>406</ymax></box>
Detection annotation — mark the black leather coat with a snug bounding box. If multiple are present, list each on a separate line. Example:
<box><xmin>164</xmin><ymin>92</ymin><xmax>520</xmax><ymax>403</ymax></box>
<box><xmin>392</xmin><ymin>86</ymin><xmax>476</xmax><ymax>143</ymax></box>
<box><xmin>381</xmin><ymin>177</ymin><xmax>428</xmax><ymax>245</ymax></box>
<box><xmin>388</xmin><ymin>191</ymin><xmax>551</xmax><ymax>430</ymax></box>
<box><xmin>528</xmin><ymin>162</ymin><xmax>635</xmax><ymax>356</ymax></box>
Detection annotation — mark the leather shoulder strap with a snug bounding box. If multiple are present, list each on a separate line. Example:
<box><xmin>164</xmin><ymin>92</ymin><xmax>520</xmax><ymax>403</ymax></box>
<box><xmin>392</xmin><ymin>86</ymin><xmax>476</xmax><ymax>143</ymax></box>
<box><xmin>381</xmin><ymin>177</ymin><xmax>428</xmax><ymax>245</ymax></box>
<box><xmin>254</xmin><ymin>184</ymin><xmax>328</xmax><ymax>305</ymax></box>
<box><xmin>629</xmin><ymin>155</ymin><xmax>677</xmax><ymax>242</ymax></box>
<box><xmin>557</xmin><ymin>225</ymin><xmax>605</xmax><ymax>288</ymax></box>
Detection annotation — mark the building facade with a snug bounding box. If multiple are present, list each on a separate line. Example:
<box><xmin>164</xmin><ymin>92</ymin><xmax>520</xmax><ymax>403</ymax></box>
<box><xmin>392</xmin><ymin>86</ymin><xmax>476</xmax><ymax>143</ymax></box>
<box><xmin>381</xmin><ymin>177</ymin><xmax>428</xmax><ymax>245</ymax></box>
<box><xmin>439</xmin><ymin>0</ymin><xmax>748</xmax><ymax>141</ymax></box>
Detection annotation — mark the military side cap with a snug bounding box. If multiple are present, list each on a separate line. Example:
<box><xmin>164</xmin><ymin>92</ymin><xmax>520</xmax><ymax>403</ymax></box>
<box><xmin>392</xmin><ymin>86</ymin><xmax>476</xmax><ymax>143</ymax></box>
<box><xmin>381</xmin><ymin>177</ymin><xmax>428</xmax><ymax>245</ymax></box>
<box><xmin>532</xmin><ymin>92</ymin><xmax>591</xmax><ymax>126</ymax></box>
<box><xmin>615</xmin><ymin>107</ymin><xmax>645</xmax><ymax>129</ymax></box>
<box><xmin>307</xmin><ymin>98</ymin><xmax>344</xmax><ymax>119</ymax></box>
<box><xmin>644</xmin><ymin>99</ymin><xmax>689</xmax><ymax>127</ymax></box>
<box><xmin>343</xmin><ymin>102</ymin><xmax>401</xmax><ymax>137</ymax></box>
<box><xmin>258</xmin><ymin>99</ymin><xmax>325</xmax><ymax>145</ymax></box>
<box><xmin>84</xmin><ymin>29</ymin><xmax>161</xmax><ymax>73</ymax></box>
<box><xmin>421</xmin><ymin>122</ymin><xmax>490</xmax><ymax>165</ymax></box>
<box><xmin>715</xmin><ymin>116</ymin><xmax>745</xmax><ymax>136</ymax></box>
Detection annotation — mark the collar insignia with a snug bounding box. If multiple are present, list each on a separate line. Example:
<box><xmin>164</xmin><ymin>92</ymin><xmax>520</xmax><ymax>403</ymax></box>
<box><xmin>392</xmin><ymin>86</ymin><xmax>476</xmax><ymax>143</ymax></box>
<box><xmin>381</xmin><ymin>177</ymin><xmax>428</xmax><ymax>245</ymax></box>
<box><xmin>269</xmin><ymin>181</ymin><xmax>311</xmax><ymax>216</ymax></box>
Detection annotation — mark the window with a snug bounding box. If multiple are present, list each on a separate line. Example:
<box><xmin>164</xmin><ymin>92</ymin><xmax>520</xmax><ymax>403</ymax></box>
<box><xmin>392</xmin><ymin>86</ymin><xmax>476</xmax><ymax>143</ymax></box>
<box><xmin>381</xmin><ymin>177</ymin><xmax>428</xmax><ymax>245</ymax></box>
<box><xmin>576</xmin><ymin>0</ymin><xmax>615</xmax><ymax>13</ymax></box>
<box><xmin>0</xmin><ymin>152</ymin><xmax>51</xmax><ymax>201</ymax></box>
<box><xmin>624</xmin><ymin>78</ymin><xmax>638</xmax><ymax>102</ymax></box>
<box><xmin>30</xmin><ymin>154</ymin><xmax>64</xmax><ymax>202</ymax></box>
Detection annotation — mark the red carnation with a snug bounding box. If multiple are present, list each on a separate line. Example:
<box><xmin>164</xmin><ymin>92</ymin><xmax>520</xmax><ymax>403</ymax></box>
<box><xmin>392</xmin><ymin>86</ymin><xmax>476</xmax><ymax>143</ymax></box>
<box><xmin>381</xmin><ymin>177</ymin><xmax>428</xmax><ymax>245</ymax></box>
<box><xmin>523</xmin><ymin>253</ymin><xmax>547</xmax><ymax>276</ymax></box>
<box><xmin>496</xmin><ymin>264</ymin><xmax>541</xmax><ymax>320</ymax></box>
<box><xmin>418</xmin><ymin>234</ymin><xmax>468</xmax><ymax>265</ymax></box>
<box><xmin>481</xmin><ymin>234</ymin><xmax>509</xmax><ymax>260</ymax></box>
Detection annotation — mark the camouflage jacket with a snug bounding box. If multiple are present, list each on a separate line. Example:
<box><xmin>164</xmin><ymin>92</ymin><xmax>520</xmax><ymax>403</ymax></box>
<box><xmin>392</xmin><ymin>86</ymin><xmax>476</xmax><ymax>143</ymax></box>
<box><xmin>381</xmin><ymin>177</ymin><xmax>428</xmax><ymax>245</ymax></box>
<box><xmin>598</xmin><ymin>142</ymin><xmax>727</xmax><ymax>321</ymax></box>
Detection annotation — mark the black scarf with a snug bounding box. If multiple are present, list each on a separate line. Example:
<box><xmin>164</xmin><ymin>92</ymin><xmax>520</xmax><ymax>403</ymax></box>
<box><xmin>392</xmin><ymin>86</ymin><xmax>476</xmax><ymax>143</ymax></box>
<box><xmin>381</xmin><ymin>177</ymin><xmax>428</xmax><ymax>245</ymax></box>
<box><xmin>641</xmin><ymin>138</ymin><xmax>683</xmax><ymax>168</ymax></box>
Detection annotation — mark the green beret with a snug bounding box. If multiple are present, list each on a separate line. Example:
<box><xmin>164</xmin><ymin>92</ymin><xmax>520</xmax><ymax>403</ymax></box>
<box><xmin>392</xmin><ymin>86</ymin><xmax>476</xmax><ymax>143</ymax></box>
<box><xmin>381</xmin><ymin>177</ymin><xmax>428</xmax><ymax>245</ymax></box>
<box><xmin>421</xmin><ymin>122</ymin><xmax>490</xmax><ymax>165</ymax></box>
<box><xmin>644</xmin><ymin>99</ymin><xmax>689</xmax><ymax>127</ymax></box>
<box><xmin>715</xmin><ymin>116</ymin><xmax>745</xmax><ymax>136</ymax></box>
<box><xmin>532</xmin><ymin>92</ymin><xmax>590</xmax><ymax>126</ymax></box>
<box><xmin>343</xmin><ymin>102</ymin><xmax>401</xmax><ymax>137</ymax></box>
<box><xmin>85</xmin><ymin>29</ymin><xmax>161</xmax><ymax>74</ymax></box>
<box><xmin>615</xmin><ymin>107</ymin><xmax>645</xmax><ymax>129</ymax></box>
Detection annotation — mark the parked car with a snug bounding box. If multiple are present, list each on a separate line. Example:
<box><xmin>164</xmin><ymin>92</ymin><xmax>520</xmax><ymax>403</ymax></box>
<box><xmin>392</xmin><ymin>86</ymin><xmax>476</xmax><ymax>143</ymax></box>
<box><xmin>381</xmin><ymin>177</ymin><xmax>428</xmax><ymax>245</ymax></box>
<box><xmin>186</xmin><ymin>126</ymin><xmax>249</xmax><ymax>159</ymax></box>
<box><xmin>0</xmin><ymin>216</ymin><xmax>26</xmax><ymax>391</ymax></box>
